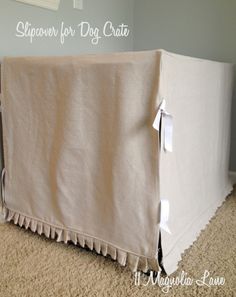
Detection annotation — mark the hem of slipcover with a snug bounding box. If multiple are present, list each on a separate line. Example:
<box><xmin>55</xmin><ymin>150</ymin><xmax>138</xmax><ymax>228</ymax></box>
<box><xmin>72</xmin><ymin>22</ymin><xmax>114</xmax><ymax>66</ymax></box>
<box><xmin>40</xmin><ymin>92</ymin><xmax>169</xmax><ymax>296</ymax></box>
<box><xmin>162</xmin><ymin>184</ymin><xmax>233</xmax><ymax>275</ymax></box>
<box><xmin>2</xmin><ymin>206</ymin><xmax>160</xmax><ymax>273</ymax></box>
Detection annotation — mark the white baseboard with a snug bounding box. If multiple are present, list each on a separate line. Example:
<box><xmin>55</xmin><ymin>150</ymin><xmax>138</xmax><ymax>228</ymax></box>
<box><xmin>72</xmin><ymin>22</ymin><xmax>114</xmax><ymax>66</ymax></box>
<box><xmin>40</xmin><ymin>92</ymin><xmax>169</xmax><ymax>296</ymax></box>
<box><xmin>229</xmin><ymin>171</ymin><xmax>236</xmax><ymax>184</ymax></box>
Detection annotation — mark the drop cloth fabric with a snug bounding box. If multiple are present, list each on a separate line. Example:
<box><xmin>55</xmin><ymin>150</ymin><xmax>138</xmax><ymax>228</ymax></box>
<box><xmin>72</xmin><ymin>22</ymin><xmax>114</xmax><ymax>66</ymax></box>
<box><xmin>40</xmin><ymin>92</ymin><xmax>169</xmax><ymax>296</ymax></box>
<box><xmin>158</xmin><ymin>52</ymin><xmax>234</xmax><ymax>274</ymax></box>
<box><xmin>0</xmin><ymin>50</ymin><xmax>233</xmax><ymax>274</ymax></box>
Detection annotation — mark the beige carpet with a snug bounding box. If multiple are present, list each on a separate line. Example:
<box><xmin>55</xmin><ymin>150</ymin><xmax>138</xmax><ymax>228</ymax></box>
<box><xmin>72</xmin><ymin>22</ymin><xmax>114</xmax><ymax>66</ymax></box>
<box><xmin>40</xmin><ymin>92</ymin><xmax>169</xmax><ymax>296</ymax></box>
<box><xmin>0</xmin><ymin>188</ymin><xmax>235</xmax><ymax>297</ymax></box>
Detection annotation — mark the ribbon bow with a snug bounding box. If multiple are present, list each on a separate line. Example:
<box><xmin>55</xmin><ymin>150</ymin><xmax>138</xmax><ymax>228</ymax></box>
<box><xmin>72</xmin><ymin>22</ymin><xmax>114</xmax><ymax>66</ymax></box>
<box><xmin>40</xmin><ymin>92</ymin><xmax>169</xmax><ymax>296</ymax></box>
<box><xmin>160</xmin><ymin>199</ymin><xmax>171</xmax><ymax>234</ymax></box>
<box><xmin>153</xmin><ymin>99</ymin><xmax>173</xmax><ymax>152</ymax></box>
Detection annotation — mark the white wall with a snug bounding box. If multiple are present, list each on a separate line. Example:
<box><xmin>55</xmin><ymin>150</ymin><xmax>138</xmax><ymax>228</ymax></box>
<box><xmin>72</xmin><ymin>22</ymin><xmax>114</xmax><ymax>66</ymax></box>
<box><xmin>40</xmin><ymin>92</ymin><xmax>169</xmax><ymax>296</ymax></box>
<box><xmin>0</xmin><ymin>0</ymin><xmax>134</xmax><ymax>57</ymax></box>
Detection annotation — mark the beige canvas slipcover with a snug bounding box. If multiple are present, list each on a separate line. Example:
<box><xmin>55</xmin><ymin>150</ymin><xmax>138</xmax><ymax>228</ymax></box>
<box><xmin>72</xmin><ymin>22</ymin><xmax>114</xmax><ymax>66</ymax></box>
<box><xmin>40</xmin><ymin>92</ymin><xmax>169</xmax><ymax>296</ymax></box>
<box><xmin>0</xmin><ymin>50</ymin><xmax>234</xmax><ymax>274</ymax></box>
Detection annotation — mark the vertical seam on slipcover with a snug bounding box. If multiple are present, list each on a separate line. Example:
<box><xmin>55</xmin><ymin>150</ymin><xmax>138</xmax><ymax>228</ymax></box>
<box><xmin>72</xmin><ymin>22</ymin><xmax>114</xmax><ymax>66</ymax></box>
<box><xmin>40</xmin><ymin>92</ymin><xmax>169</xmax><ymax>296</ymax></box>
<box><xmin>152</xmin><ymin>50</ymin><xmax>164</xmax><ymax>262</ymax></box>
<box><xmin>1</xmin><ymin>59</ymin><xmax>8</xmax><ymax>207</ymax></box>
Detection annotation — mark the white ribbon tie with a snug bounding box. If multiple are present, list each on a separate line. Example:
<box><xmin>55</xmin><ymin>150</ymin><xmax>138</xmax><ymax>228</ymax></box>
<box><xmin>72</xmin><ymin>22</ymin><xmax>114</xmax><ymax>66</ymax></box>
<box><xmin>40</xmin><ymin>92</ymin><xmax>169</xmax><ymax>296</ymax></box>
<box><xmin>160</xmin><ymin>199</ymin><xmax>171</xmax><ymax>234</ymax></box>
<box><xmin>153</xmin><ymin>99</ymin><xmax>173</xmax><ymax>152</ymax></box>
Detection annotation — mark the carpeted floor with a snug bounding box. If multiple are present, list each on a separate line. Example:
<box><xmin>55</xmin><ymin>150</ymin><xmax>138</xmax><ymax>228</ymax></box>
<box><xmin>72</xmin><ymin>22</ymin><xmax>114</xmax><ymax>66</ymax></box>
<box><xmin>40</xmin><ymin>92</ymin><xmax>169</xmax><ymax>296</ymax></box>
<box><xmin>0</xmin><ymin>188</ymin><xmax>235</xmax><ymax>297</ymax></box>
